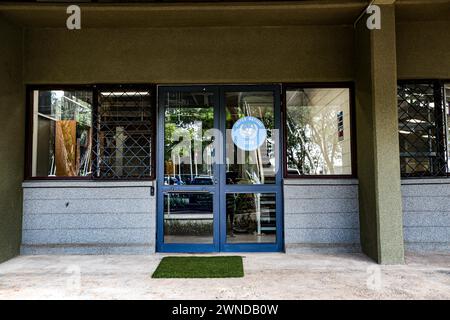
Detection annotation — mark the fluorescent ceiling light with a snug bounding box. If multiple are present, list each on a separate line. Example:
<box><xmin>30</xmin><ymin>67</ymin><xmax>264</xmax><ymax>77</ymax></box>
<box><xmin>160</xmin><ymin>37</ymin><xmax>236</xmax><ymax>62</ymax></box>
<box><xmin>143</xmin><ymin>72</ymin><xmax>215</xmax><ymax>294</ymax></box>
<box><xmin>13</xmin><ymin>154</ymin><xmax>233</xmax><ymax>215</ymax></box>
<box><xmin>406</xmin><ymin>119</ymin><xmax>427</xmax><ymax>124</ymax></box>
<box><xmin>399</xmin><ymin>130</ymin><xmax>412</xmax><ymax>134</ymax></box>
<box><xmin>100</xmin><ymin>92</ymin><xmax>149</xmax><ymax>96</ymax></box>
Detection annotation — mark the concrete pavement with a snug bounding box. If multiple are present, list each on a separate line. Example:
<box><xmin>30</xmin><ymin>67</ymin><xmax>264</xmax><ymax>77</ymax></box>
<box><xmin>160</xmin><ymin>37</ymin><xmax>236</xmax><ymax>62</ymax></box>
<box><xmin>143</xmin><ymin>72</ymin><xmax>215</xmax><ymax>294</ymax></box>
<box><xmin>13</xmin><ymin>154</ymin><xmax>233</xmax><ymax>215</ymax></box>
<box><xmin>0</xmin><ymin>252</ymin><xmax>448</xmax><ymax>299</ymax></box>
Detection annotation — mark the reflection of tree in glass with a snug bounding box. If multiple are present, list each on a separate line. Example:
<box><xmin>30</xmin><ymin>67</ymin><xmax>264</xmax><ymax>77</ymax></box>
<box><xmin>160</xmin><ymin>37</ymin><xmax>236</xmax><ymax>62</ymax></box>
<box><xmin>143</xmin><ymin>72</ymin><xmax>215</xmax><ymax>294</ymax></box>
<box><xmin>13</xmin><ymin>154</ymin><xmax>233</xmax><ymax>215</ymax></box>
<box><xmin>164</xmin><ymin>106</ymin><xmax>215</xmax><ymax>183</ymax></box>
<box><xmin>287</xmin><ymin>102</ymin><xmax>314</xmax><ymax>174</ymax></box>
<box><xmin>232</xmin><ymin>193</ymin><xmax>257</xmax><ymax>233</ymax></box>
<box><xmin>226</xmin><ymin>94</ymin><xmax>275</xmax><ymax>184</ymax></box>
<box><xmin>287</xmin><ymin>90</ymin><xmax>344</xmax><ymax>175</ymax></box>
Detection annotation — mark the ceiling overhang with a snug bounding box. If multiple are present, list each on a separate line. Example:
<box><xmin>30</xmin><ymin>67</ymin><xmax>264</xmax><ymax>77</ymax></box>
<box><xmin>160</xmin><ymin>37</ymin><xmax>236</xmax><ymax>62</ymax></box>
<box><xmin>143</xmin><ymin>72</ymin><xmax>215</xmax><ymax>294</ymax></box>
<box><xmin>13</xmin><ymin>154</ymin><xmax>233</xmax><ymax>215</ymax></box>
<box><xmin>0</xmin><ymin>1</ymin><xmax>369</xmax><ymax>28</ymax></box>
<box><xmin>0</xmin><ymin>0</ymin><xmax>447</xmax><ymax>28</ymax></box>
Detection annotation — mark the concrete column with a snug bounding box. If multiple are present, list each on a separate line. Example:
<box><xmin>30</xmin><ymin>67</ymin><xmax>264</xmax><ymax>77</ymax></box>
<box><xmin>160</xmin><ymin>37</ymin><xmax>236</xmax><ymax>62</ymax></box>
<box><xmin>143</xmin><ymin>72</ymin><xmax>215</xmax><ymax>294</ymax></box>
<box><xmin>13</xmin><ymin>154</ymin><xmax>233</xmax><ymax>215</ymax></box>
<box><xmin>0</xmin><ymin>17</ymin><xmax>24</xmax><ymax>263</ymax></box>
<box><xmin>355</xmin><ymin>2</ymin><xmax>405</xmax><ymax>264</ymax></box>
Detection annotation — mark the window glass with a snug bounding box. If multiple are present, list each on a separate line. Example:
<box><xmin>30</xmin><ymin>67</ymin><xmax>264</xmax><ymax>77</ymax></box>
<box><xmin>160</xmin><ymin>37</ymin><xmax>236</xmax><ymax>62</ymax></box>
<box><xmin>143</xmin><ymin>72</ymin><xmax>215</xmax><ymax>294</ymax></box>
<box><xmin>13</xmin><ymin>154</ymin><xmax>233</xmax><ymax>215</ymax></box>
<box><xmin>164</xmin><ymin>192</ymin><xmax>214</xmax><ymax>244</ymax></box>
<box><xmin>94</xmin><ymin>89</ymin><xmax>154</xmax><ymax>179</ymax></box>
<box><xmin>398</xmin><ymin>82</ymin><xmax>447</xmax><ymax>177</ymax></box>
<box><xmin>163</xmin><ymin>91</ymin><xmax>215</xmax><ymax>186</ymax></box>
<box><xmin>32</xmin><ymin>90</ymin><xmax>93</xmax><ymax>177</ymax></box>
<box><xmin>225</xmin><ymin>91</ymin><xmax>276</xmax><ymax>184</ymax></box>
<box><xmin>285</xmin><ymin>88</ymin><xmax>352</xmax><ymax>176</ymax></box>
<box><xmin>446</xmin><ymin>83</ymin><xmax>450</xmax><ymax>171</ymax></box>
<box><xmin>226</xmin><ymin>193</ymin><xmax>276</xmax><ymax>243</ymax></box>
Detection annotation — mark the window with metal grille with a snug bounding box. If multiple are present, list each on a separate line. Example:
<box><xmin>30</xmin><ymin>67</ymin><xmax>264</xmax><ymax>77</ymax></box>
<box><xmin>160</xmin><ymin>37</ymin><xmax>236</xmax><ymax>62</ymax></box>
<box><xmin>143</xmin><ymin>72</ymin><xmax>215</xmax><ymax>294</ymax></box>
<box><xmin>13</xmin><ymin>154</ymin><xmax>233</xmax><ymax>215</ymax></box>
<box><xmin>93</xmin><ymin>86</ymin><xmax>155</xmax><ymax>179</ymax></box>
<box><xmin>398</xmin><ymin>81</ymin><xmax>447</xmax><ymax>177</ymax></box>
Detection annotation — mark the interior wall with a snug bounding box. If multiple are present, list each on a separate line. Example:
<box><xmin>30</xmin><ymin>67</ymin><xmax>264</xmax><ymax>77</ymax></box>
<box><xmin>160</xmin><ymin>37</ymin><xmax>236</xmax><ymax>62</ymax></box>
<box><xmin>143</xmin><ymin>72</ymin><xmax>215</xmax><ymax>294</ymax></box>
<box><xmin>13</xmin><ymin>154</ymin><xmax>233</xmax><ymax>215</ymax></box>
<box><xmin>397</xmin><ymin>21</ymin><xmax>450</xmax><ymax>79</ymax></box>
<box><xmin>0</xmin><ymin>16</ymin><xmax>24</xmax><ymax>263</ymax></box>
<box><xmin>23</xmin><ymin>25</ymin><xmax>354</xmax><ymax>84</ymax></box>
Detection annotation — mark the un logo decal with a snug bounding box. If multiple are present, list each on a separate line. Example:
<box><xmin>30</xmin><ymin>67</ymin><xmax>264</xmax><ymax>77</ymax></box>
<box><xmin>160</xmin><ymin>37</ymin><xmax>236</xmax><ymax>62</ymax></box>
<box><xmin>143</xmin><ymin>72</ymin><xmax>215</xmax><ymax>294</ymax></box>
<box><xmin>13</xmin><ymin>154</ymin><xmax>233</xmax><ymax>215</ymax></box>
<box><xmin>231</xmin><ymin>116</ymin><xmax>267</xmax><ymax>151</ymax></box>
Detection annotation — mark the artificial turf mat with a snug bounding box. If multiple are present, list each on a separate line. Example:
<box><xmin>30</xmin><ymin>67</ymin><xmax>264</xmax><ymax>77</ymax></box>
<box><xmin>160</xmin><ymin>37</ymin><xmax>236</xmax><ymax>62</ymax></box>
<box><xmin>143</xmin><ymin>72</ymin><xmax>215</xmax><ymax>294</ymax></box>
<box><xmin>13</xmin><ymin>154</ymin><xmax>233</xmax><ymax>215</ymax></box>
<box><xmin>152</xmin><ymin>256</ymin><xmax>244</xmax><ymax>278</ymax></box>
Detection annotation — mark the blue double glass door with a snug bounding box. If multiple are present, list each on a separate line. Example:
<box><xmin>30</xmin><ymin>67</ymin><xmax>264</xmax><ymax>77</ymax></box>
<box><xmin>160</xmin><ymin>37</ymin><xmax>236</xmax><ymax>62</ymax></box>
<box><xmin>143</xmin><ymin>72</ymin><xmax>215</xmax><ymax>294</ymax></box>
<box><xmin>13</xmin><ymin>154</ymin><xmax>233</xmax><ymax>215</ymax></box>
<box><xmin>156</xmin><ymin>85</ymin><xmax>283</xmax><ymax>252</ymax></box>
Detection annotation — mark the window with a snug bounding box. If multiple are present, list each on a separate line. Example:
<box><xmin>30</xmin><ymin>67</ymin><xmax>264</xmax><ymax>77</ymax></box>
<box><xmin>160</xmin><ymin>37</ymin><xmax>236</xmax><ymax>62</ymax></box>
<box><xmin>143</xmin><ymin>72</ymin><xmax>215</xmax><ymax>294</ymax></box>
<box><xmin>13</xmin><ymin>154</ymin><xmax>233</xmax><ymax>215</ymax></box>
<box><xmin>27</xmin><ymin>85</ymin><xmax>156</xmax><ymax>180</ymax></box>
<box><xmin>93</xmin><ymin>87</ymin><xmax>155</xmax><ymax>179</ymax></box>
<box><xmin>398</xmin><ymin>81</ymin><xmax>447</xmax><ymax>177</ymax></box>
<box><xmin>30</xmin><ymin>89</ymin><xmax>93</xmax><ymax>177</ymax></box>
<box><xmin>284</xmin><ymin>86</ymin><xmax>353</xmax><ymax>177</ymax></box>
<box><xmin>446</xmin><ymin>83</ymin><xmax>450</xmax><ymax>171</ymax></box>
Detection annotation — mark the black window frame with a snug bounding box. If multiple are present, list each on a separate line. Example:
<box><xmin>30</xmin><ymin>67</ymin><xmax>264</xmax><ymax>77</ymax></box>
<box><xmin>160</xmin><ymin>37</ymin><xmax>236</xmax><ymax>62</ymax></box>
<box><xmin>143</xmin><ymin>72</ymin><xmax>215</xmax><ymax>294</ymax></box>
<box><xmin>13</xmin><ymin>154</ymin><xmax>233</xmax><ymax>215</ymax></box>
<box><xmin>282</xmin><ymin>82</ymin><xmax>357</xmax><ymax>179</ymax></box>
<box><xmin>398</xmin><ymin>79</ymin><xmax>449</xmax><ymax>178</ymax></box>
<box><xmin>25</xmin><ymin>84</ymin><xmax>157</xmax><ymax>181</ymax></box>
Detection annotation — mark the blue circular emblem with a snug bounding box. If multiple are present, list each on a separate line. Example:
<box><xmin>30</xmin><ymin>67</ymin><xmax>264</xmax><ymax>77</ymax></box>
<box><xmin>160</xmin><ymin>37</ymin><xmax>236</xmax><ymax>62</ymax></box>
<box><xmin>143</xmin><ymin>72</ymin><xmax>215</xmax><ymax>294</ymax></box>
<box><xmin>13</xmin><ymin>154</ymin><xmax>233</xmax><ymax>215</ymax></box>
<box><xmin>231</xmin><ymin>116</ymin><xmax>267</xmax><ymax>151</ymax></box>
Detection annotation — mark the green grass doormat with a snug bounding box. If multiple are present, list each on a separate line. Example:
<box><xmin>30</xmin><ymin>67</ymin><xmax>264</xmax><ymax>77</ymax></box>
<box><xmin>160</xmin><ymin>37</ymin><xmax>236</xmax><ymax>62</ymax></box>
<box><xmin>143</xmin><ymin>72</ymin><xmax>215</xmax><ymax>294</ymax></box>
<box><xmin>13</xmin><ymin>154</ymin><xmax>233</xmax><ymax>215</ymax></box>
<box><xmin>152</xmin><ymin>256</ymin><xmax>244</xmax><ymax>278</ymax></box>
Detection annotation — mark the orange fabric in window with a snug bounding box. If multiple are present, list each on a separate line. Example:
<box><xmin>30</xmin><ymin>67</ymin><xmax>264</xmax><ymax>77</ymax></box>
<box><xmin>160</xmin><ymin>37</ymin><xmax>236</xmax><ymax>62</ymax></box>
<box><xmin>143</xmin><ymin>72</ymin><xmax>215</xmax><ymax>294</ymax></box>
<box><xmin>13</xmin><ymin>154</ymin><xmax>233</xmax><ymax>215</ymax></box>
<box><xmin>55</xmin><ymin>120</ymin><xmax>77</xmax><ymax>176</ymax></box>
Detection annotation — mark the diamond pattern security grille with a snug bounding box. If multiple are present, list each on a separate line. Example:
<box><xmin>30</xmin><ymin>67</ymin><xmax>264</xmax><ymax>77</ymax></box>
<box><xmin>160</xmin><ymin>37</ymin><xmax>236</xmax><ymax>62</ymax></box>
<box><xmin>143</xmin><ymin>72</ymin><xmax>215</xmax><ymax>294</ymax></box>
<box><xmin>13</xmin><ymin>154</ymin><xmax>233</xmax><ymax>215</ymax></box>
<box><xmin>93</xmin><ymin>88</ymin><xmax>154</xmax><ymax>179</ymax></box>
<box><xmin>398</xmin><ymin>82</ymin><xmax>447</xmax><ymax>177</ymax></box>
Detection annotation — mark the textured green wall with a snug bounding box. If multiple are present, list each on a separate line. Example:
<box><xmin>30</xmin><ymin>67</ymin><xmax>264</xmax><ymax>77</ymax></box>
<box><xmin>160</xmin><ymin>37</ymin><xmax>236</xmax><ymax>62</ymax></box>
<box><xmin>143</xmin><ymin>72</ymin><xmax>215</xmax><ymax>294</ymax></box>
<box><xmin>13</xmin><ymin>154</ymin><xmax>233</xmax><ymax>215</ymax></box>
<box><xmin>397</xmin><ymin>21</ymin><xmax>450</xmax><ymax>79</ymax></box>
<box><xmin>355</xmin><ymin>18</ymin><xmax>378</xmax><ymax>260</ymax></box>
<box><xmin>6</xmin><ymin>5</ymin><xmax>448</xmax><ymax>264</ymax></box>
<box><xmin>24</xmin><ymin>25</ymin><xmax>354</xmax><ymax>83</ymax></box>
<box><xmin>355</xmin><ymin>5</ymin><xmax>404</xmax><ymax>264</ymax></box>
<box><xmin>0</xmin><ymin>16</ymin><xmax>24</xmax><ymax>263</ymax></box>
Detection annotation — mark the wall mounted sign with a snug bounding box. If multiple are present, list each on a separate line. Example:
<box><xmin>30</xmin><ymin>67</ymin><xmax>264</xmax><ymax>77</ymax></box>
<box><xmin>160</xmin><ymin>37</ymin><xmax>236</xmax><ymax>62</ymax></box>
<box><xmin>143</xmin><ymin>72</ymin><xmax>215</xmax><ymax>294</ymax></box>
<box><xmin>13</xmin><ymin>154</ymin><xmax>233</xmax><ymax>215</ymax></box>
<box><xmin>231</xmin><ymin>116</ymin><xmax>267</xmax><ymax>151</ymax></box>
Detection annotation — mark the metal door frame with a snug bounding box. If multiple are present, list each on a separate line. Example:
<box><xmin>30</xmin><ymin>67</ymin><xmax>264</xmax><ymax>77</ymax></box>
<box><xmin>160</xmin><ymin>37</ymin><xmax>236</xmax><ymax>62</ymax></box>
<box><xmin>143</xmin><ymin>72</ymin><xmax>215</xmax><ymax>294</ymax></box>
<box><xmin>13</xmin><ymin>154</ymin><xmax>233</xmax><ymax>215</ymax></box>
<box><xmin>156</xmin><ymin>84</ymin><xmax>283</xmax><ymax>253</ymax></box>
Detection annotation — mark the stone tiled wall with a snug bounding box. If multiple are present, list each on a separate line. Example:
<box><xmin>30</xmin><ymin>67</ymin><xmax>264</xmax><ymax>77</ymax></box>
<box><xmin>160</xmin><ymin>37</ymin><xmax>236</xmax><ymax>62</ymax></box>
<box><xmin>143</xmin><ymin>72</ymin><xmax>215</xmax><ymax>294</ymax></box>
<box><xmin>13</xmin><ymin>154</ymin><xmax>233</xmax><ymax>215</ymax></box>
<box><xmin>22</xmin><ymin>178</ymin><xmax>450</xmax><ymax>255</ymax></box>
<box><xmin>283</xmin><ymin>179</ymin><xmax>360</xmax><ymax>253</ymax></box>
<box><xmin>402</xmin><ymin>179</ymin><xmax>450</xmax><ymax>253</ymax></box>
<box><xmin>21</xmin><ymin>181</ymin><xmax>156</xmax><ymax>254</ymax></box>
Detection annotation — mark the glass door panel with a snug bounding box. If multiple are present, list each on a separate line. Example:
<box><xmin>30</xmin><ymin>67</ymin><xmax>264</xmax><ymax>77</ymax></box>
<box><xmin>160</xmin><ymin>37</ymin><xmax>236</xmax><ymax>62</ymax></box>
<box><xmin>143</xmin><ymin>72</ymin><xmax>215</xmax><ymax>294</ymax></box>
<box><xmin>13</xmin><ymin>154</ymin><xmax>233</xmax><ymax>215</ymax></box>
<box><xmin>158</xmin><ymin>86</ymin><xmax>220</xmax><ymax>252</ymax></box>
<box><xmin>163</xmin><ymin>91</ymin><xmax>215</xmax><ymax>186</ymax></box>
<box><xmin>164</xmin><ymin>192</ymin><xmax>214</xmax><ymax>244</ymax></box>
<box><xmin>225</xmin><ymin>91</ymin><xmax>277</xmax><ymax>185</ymax></box>
<box><xmin>226</xmin><ymin>193</ymin><xmax>276</xmax><ymax>243</ymax></box>
<box><xmin>221</xmin><ymin>86</ymin><xmax>282</xmax><ymax>252</ymax></box>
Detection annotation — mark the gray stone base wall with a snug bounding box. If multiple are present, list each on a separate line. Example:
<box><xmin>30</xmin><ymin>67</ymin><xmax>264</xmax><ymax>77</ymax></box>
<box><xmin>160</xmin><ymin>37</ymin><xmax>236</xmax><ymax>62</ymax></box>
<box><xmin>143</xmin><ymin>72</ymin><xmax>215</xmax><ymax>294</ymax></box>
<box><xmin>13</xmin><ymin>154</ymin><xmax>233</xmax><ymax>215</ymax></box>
<box><xmin>283</xmin><ymin>179</ymin><xmax>360</xmax><ymax>253</ymax></box>
<box><xmin>402</xmin><ymin>179</ymin><xmax>450</xmax><ymax>253</ymax></box>
<box><xmin>23</xmin><ymin>178</ymin><xmax>450</xmax><ymax>255</ymax></box>
<box><xmin>21</xmin><ymin>181</ymin><xmax>156</xmax><ymax>255</ymax></box>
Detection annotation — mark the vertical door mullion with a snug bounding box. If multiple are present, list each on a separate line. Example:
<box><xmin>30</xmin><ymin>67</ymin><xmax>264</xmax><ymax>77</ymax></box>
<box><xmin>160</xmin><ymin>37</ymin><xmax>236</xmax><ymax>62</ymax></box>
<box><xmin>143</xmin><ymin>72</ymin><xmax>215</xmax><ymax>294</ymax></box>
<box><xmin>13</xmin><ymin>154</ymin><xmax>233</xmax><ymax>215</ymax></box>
<box><xmin>213</xmin><ymin>86</ymin><xmax>221</xmax><ymax>252</ymax></box>
<box><xmin>274</xmin><ymin>85</ymin><xmax>284</xmax><ymax>251</ymax></box>
<box><xmin>156</xmin><ymin>87</ymin><xmax>166</xmax><ymax>252</ymax></box>
<box><xmin>219</xmin><ymin>86</ymin><xmax>226</xmax><ymax>252</ymax></box>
